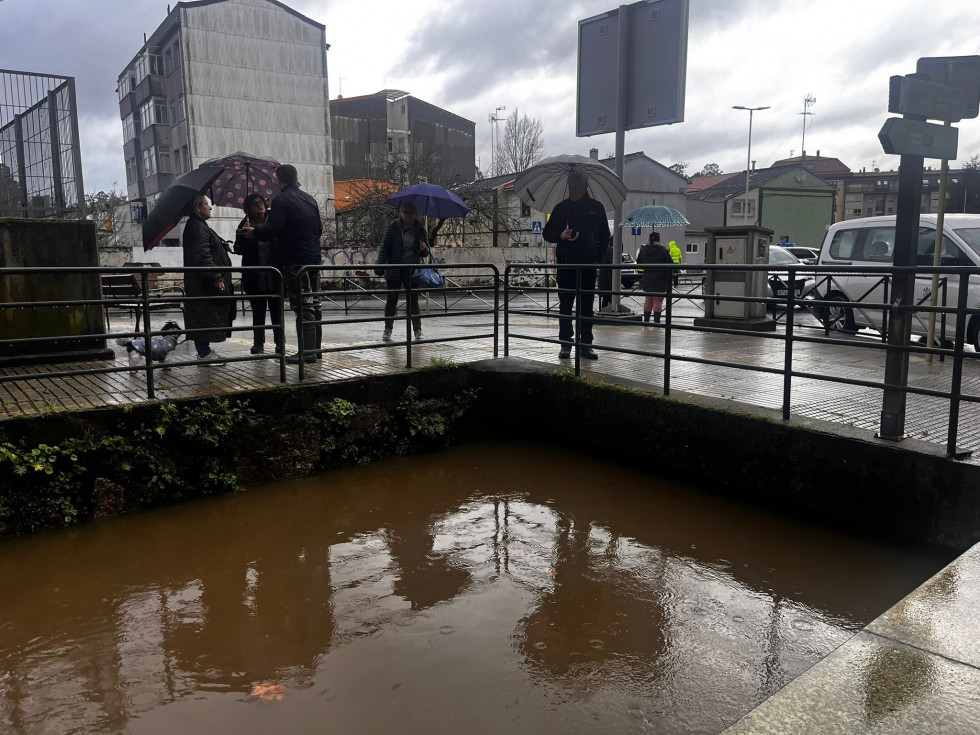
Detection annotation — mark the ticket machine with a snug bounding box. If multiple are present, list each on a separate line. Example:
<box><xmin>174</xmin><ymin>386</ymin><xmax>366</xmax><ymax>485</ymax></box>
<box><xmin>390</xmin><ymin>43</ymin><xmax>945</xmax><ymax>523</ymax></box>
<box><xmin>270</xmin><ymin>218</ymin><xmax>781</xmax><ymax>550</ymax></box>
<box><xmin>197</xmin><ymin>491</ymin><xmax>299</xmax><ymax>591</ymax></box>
<box><xmin>694</xmin><ymin>225</ymin><xmax>775</xmax><ymax>331</ymax></box>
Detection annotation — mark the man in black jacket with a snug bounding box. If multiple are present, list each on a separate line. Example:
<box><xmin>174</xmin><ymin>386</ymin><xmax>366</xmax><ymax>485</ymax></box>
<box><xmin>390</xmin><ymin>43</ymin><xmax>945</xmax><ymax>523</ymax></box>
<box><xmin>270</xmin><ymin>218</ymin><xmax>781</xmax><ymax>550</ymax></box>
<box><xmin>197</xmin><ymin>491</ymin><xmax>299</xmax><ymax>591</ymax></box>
<box><xmin>242</xmin><ymin>164</ymin><xmax>323</xmax><ymax>364</ymax></box>
<box><xmin>542</xmin><ymin>170</ymin><xmax>611</xmax><ymax>360</ymax></box>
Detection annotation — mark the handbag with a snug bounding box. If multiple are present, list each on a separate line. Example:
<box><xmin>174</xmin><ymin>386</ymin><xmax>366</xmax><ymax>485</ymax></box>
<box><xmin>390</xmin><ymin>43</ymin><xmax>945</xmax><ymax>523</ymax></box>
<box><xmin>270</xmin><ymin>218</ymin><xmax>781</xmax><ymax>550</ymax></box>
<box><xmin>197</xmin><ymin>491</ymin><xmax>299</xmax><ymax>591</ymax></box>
<box><xmin>411</xmin><ymin>256</ymin><xmax>445</xmax><ymax>290</ymax></box>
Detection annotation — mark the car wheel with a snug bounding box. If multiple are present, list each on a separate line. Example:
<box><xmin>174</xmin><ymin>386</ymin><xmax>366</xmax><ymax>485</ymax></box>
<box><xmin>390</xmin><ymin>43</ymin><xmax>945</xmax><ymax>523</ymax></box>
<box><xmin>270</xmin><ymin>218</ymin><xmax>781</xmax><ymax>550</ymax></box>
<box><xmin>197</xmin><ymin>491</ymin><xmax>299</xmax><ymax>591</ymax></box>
<box><xmin>822</xmin><ymin>292</ymin><xmax>856</xmax><ymax>333</ymax></box>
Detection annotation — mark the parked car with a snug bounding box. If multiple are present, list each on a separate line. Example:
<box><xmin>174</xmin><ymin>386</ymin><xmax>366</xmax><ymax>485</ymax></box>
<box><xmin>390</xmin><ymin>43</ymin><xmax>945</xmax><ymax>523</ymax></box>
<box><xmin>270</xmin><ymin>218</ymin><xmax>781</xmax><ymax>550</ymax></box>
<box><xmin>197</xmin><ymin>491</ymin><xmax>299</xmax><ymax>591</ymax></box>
<box><xmin>620</xmin><ymin>252</ymin><xmax>639</xmax><ymax>289</ymax></box>
<box><xmin>782</xmin><ymin>245</ymin><xmax>820</xmax><ymax>264</ymax></box>
<box><xmin>816</xmin><ymin>214</ymin><xmax>980</xmax><ymax>348</ymax></box>
<box><xmin>766</xmin><ymin>245</ymin><xmax>817</xmax><ymax>312</ymax></box>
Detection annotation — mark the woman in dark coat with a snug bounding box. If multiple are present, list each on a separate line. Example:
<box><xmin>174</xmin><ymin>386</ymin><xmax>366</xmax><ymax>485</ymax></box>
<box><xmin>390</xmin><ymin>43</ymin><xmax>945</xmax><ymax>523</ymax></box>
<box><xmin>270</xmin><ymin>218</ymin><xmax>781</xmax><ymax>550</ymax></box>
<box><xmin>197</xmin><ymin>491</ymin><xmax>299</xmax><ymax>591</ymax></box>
<box><xmin>635</xmin><ymin>231</ymin><xmax>673</xmax><ymax>324</ymax></box>
<box><xmin>374</xmin><ymin>202</ymin><xmax>429</xmax><ymax>341</ymax></box>
<box><xmin>182</xmin><ymin>195</ymin><xmax>235</xmax><ymax>359</ymax></box>
<box><xmin>234</xmin><ymin>194</ymin><xmax>282</xmax><ymax>354</ymax></box>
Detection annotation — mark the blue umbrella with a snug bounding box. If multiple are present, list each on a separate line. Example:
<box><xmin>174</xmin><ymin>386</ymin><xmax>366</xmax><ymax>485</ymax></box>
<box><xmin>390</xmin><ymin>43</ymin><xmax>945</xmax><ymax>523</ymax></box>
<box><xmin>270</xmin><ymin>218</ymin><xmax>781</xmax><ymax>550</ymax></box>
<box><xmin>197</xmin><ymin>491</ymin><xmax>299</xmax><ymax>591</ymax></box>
<box><xmin>386</xmin><ymin>183</ymin><xmax>470</xmax><ymax>218</ymax></box>
<box><xmin>620</xmin><ymin>205</ymin><xmax>689</xmax><ymax>228</ymax></box>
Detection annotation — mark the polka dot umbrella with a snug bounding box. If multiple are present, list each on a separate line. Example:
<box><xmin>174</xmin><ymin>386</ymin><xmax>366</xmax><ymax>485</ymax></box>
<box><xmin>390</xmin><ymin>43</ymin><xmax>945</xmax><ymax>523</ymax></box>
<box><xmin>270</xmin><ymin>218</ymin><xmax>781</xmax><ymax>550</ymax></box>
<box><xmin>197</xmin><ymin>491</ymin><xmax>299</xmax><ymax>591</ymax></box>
<box><xmin>200</xmin><ymin>152</ymin><xmax>282</xmax><ymax>208</ymax></box>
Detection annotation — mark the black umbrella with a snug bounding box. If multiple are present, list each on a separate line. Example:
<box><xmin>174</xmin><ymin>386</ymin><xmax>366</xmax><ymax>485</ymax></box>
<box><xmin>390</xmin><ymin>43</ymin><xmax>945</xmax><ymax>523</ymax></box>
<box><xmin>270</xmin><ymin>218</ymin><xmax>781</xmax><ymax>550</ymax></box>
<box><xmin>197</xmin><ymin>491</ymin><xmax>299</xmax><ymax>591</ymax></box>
<box><xmin>142</xmin><ymin>165</ymin><xmax>223</xmax><ymax>251</ymax></box>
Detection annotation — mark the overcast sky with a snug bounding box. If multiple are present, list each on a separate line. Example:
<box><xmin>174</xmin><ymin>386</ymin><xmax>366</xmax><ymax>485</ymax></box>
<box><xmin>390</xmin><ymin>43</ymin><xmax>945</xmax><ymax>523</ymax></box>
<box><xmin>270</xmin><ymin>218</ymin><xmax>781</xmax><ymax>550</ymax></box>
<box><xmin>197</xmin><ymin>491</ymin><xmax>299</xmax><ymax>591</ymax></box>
<box><xmin>3</xmin><ymin>0</ymin><xmax>980</xmax><ymax>193</ymax></box>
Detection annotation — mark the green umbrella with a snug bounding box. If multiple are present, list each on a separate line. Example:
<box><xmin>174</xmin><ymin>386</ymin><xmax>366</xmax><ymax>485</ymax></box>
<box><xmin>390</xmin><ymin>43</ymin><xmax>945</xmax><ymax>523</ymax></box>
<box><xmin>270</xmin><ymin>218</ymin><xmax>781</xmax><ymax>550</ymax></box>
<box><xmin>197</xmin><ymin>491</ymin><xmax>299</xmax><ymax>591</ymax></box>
<box><xmin>620</xmin><ymin>205</ymin><xmax>689</xmax><ymax>228</ymax></box>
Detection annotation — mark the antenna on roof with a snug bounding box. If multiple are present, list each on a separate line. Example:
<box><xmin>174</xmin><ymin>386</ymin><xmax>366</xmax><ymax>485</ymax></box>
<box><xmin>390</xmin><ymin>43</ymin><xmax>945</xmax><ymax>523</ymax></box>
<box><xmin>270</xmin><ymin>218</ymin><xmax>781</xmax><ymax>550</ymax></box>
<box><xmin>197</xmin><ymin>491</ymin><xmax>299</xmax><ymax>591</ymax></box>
<box><xmin>799</xmin><ymin>94</ymin><xmax>816</xmax><ymax>160</ymax></box>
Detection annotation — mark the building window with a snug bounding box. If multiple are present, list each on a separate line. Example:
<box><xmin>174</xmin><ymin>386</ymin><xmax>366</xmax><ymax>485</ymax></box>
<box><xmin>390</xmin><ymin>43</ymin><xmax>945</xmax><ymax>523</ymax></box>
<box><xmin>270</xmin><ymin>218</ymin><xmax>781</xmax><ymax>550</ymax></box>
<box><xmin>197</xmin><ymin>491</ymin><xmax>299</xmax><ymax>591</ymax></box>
<box><xmin>387</xmin><ymin>137</ymin><xmax>393</xmax><ymax>153</ymax></box>
<box><xmin>170</xmin><ymin>93</ymin><xmax>185</xmax><ymax>124</ymax></box>
<box><xmin>157</xmin><ymin>146</ymin><xmax>172</xmax><ymax>174</ymax></box>
<box><xmin>117</xmin><ymin>74</ymin><xmax>135</xmax><ymax>102</ymax></box>
<box><xmin>732</xmin><ymin>199</ymin><xmax>755</xmax><ymax>217</ymax></box>
<box><xmin>182</xmin><ymin>146</ymin><xmax>190</xmax><ymax>172</ymax></box>
<box><xmin>172</xmin><ymin>40</ymin><xmax>181</xmax><ymax>68</ymax></box>
<box><xmin>126</xmin><ymin>156</ymin><xmax>138</xmax><ymax>183</ymax></box>
<box><xmin>122</xmin><ymin>114</ymin><xmax>135</xmax><ymax>142</ymax></box>
<box><xmin>521</xmin><ymin>202</ymin><xmax>531</xmax><ymax>217</ymax></box>
<box><xmin>141</xmin><ymin>146</ymin><xmax>157</xmax><ymax>177</ymax></box>
<box><xmin>135</xmin><ymin>55</ymin><xmax>148</xmax><ymax>83</ymax></box>
<box><xmin>149</xmin><ymin>51</ymin><xmax>164</xmax><ymax>76</ymax></box>
<box><xmin>139</xmin><ymin>97</ymin><xmax>168</xmax><ymax>128</ymax></box>
<box><xmin>164</xmin><ymin>48</ymin><xmax>172</xmax><ymax>75</ymax></box>
<box><xmin>686</xmin><ymin>243</ymin><xmax>699</xmax><ymax>253</ymax></box>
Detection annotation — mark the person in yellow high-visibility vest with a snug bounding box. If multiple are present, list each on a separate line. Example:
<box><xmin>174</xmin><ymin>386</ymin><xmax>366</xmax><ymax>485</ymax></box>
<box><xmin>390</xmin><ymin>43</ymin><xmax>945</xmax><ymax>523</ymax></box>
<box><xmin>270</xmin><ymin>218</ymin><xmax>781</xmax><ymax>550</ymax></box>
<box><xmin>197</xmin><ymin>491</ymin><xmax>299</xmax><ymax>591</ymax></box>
<box><xmin>668</xmin><ymin>240</ymin><xmax>682</xmax><ymax>286</ymax></box>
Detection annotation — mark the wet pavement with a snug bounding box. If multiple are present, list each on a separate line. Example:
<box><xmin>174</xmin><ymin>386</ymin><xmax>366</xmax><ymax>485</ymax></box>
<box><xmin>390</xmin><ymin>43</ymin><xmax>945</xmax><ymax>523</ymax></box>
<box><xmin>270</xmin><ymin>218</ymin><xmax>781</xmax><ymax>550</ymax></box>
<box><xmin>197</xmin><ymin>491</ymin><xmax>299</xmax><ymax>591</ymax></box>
<box><xmin>2</xmin><ymin>292</ymin><xmax>979</xmax><ymax>461</ymax></box>
<box><xmin>0</xmin><ymin>442</ymin><xmax>956</xmax><ymax>735</ymax></box>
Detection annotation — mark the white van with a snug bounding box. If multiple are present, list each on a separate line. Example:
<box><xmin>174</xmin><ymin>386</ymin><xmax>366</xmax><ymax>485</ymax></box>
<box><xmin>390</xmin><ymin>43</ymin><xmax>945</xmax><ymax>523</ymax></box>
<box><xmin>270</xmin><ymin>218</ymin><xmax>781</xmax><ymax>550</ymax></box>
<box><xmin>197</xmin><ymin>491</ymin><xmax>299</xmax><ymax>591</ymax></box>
<box><xmin>817</xmin><ymin>214</ymin><xmax>980</xmax><ymax>348</ymax></box>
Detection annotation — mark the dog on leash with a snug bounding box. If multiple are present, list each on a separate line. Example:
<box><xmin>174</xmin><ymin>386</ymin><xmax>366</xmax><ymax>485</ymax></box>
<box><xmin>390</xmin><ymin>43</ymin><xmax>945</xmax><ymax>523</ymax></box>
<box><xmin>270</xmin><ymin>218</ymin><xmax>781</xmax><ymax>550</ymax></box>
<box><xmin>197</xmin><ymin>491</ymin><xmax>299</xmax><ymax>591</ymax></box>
<box><xmin>118</xmin><ymin>320</ymin><xmax>183</xmax><ymax>366</ymax></box>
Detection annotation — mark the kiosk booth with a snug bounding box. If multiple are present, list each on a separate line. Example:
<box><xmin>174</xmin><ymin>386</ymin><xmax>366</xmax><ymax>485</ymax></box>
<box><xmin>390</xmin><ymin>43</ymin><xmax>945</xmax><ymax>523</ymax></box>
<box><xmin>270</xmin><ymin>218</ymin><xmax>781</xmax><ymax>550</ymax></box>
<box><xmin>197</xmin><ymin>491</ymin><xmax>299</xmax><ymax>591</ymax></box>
<box><xmin>694</xmin><ymin>225</ymin><xmax>775</xmax><ymax>332</ymax></box>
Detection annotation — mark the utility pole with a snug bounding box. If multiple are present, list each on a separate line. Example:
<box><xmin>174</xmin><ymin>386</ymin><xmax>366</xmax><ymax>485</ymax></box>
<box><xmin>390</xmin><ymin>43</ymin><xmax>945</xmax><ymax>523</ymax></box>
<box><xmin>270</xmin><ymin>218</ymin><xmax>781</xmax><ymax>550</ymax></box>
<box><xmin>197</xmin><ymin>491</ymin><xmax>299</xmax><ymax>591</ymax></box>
<box><xmin>488</xmin><ymin>106</ymin><xmax>506</xmax><ymax>176</ymax></box>
<box><xmin>799</xmin><ymin>94</ymin><xmax>816</xmax><ymax>159</ymax></box>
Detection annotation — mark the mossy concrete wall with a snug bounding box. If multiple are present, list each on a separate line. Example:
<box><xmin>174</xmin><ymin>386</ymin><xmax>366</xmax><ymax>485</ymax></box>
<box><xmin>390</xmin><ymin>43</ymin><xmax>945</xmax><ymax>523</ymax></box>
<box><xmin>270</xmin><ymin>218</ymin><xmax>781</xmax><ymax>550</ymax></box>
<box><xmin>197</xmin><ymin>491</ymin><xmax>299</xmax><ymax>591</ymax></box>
<box><xmin>466</xmin><ymin>360</ymin><xmax>980</xmax><ymax>551</ymax></box>
<box><xmin>3</xmin><ymin>358</ymin><xmax>979</xmax><ymax>549</ymax></box>
<box><xmin>0</xmin><ymin>217</ymin><xmax>106</xmax><ymax>357</ymax></box>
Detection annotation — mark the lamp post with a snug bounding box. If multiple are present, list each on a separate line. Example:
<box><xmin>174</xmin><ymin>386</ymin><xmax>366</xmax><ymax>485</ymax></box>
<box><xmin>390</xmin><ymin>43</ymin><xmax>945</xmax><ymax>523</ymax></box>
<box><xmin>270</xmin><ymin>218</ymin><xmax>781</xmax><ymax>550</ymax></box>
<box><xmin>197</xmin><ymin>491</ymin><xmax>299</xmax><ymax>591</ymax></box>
<box><xmin>732</xmin><ymin>105</ymin><xmax>769</xmax><ymax>224</ymax></box>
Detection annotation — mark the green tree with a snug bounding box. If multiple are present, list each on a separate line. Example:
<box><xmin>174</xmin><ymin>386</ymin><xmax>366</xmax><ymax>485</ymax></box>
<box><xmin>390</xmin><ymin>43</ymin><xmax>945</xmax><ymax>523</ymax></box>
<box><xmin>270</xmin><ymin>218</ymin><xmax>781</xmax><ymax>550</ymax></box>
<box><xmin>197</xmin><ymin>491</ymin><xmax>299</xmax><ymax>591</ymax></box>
<box><xmin>694</xmin><ymin>163</ymin><xmax>722</xmax><ymax>177</ymax></box>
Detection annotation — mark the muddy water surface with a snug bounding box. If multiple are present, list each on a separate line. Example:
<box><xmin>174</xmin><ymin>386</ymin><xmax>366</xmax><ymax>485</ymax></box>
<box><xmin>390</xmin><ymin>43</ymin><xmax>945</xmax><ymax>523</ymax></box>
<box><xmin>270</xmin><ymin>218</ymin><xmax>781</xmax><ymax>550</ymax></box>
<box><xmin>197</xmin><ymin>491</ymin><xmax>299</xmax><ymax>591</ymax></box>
<box><xmin>0</xmin><ymin>441</ymin><xmax>955</xmax><ymax>734</ymax></box>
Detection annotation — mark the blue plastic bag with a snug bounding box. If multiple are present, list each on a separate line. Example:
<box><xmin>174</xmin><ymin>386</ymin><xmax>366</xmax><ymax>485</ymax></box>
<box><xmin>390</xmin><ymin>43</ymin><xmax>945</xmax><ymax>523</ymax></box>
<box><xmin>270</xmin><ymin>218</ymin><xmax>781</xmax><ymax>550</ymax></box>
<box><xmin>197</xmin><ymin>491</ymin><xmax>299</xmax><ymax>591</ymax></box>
<box><xmin>411</xmin><ymin>265</ymin><xmax>445</xmax><ymax>290</ymax></box>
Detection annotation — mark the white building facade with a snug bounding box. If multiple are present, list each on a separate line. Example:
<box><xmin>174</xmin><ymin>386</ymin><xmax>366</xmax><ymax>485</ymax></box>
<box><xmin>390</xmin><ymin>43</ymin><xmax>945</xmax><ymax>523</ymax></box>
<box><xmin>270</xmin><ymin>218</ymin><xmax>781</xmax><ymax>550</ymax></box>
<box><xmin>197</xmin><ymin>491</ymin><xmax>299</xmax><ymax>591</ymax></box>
<box><xmin>116</xmin><ymin>0</ymin><xmax>334</xmax><ymax>263</ymax></box>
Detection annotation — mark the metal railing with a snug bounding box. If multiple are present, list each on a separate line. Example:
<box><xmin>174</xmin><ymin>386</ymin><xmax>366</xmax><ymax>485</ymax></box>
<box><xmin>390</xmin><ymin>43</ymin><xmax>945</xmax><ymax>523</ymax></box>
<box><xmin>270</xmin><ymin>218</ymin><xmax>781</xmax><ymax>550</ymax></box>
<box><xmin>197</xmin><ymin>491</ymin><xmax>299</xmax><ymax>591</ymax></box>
<box><xmin>3</xmin><ymin>260</ymin><xmax>980</xmax><ymax>457</ymax></box>
<box><xmin>502</xmin><ymin>261</ymin><xmax>980</xmax><ymax>458</ymax></box>
<box><xmin>0</xmin><ymin>263</ymin><xmax>500</xmax><ymax>395</ymax></box>
<box><xmin>292</xmin><ymin>263</ymin><xmax>499</xmax><ymax>379</ymax></box>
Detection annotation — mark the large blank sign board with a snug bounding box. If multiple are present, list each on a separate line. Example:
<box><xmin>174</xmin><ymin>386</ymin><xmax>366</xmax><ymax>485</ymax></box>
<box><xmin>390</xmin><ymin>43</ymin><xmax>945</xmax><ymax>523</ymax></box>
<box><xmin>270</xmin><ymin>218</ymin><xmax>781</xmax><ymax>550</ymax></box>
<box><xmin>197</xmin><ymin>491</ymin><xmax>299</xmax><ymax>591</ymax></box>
<box><xmin>576</xmin><ymin>0</ymin><xmax>689</xmax><ymax>137</ymax></box>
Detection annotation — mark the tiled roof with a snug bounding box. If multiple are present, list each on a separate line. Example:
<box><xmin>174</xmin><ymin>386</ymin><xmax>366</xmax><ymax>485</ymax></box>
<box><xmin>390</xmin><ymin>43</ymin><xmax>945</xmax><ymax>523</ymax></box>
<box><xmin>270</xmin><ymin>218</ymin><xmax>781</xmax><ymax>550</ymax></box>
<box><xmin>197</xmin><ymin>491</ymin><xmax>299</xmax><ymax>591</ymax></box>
<box><xmin>686</xmin><ymin>173</ymin><xmax>738</xmax><ymax>192</ymax></box>
<box><xmin>334</xmin><ymin>178</ymin><xmax>399</xmax><ymax>211</ymax></box>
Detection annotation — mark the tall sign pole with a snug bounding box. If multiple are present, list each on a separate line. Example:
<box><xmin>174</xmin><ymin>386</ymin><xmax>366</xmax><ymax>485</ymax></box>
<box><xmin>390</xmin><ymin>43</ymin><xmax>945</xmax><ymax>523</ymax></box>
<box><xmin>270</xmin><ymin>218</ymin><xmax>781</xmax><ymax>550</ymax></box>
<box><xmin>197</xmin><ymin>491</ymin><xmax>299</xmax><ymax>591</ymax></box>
<box><xmin>577</xmin><ymin>0</ymin><xmax>689</xmax><ymax>311</ymax></box>
<box><xmin>877</xmin><ymin>66</ymin><xmax>972</xmax><ymax>440</ymax></box>
<box><xmin>611</xmin><ymin>5</ymin><xmax>629</xmax><ymax>311</ymax></box>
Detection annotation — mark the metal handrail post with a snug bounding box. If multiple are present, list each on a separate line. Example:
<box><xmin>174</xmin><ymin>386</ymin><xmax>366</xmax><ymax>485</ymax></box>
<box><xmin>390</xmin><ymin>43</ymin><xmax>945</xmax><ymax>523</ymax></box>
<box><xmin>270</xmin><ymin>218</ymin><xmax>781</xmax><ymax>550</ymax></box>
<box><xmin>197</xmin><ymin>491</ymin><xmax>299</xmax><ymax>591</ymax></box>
<box><xmin>574</xmin><ymin>265</ymin><xmax>582</xmax><ymax>376</ymax></box>
<box><xmin>946</xmin><ymin>272</ymin><xmax>970</xmax><ymax>456</ymax></box>
<box><xmin>406</xmin><ymin>268</ymin><xmax>414</xmax><ymax>369</ymax></box>
<box><xmin>782</xmin><ymin>266</ymin><xmax>796</xmax><ymax>421</ymax></box>
<box><xmin>296</xmin><ymin>266</ymin><xmax>306</xmax><ymax>381</ymax></box>
<box><xmin>139</xmin><ymin>270</ymin><xmax>155</xmax><ymax>399</ymax></box>
<box><xmin>664</xmin><ymin>285</ymin><xmax>672</xmax><ymax>396</ymax></box>
<box><xmin>496</xmin><ymin>268</ymin><xmax>502</xmax><ymax>358</ymax></box>
<box><xmin>277</xmin><ymin>270</ymin><xmax>287</xmax><ymax>383</ymax></box>
<box><xmin>882</xmin><ymin>275</ymin><xmax>890</xmax><ymax>344</ymax></box>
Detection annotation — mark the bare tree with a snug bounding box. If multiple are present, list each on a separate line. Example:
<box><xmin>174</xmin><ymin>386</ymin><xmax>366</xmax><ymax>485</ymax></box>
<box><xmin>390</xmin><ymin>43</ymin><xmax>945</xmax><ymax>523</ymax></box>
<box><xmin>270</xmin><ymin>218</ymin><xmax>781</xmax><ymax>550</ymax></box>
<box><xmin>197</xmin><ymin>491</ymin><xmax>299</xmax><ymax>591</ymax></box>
<box><xmin>84</xmin><ymin>188</ymin><xmax>128</xmax><ymax>249</ymax></box>
<box><xmin>494</xmin><ymin>109</ymin><xmax>544</xmax><ymax>175</ymax></box>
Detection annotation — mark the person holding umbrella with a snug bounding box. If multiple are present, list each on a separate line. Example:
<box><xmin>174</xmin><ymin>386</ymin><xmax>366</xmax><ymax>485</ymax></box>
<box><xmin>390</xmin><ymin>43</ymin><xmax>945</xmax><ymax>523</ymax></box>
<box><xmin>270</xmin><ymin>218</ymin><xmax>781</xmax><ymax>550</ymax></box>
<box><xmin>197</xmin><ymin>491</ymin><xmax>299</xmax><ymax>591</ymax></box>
<box><xmin>241</xmin><ymin>164</ymin><xmax>323</xmax><ymax>365</ymax></box>
<box><xmin>542</xmin><ymin>170</ymin><xmax>610</xmax><ymax>360</ymax></box>
<box><xmin>182</xmin><ymin>195</ymin><xmax>235</xmax><ymax>361</ymax></box>
<box><xmin>375</xmin><ymin>202</ymin><xmax>430</xmax><ymax>342</ymax></box>
<box><xmin>234</xmin><ymin>194</ymin><xmax>283</xmax><ymax>355</ymax></box>
<box><xmin>636</xmin><ymin>231</ymin><xmax>673</xmax><ymax>325</ymax></box>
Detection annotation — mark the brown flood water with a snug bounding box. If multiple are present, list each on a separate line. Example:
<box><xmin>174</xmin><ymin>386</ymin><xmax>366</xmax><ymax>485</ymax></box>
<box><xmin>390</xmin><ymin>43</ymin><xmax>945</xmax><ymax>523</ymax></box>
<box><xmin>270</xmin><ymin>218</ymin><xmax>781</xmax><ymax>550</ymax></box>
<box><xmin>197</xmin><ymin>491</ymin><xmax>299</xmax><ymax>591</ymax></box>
<box><xmin>0</xmin><ymin>441</ymin><xmax>954</xmax><ymax>734</ymax></box>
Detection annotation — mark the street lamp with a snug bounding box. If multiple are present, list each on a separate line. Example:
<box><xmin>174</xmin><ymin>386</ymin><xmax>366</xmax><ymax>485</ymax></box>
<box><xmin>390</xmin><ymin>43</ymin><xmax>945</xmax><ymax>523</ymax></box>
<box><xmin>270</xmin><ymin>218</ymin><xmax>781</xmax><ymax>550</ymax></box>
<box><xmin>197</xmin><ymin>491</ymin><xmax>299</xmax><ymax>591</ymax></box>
<box><xmin>732</xmin><ymin>105</ymin><xmax>769</xmax><ymax>224</ymax></box>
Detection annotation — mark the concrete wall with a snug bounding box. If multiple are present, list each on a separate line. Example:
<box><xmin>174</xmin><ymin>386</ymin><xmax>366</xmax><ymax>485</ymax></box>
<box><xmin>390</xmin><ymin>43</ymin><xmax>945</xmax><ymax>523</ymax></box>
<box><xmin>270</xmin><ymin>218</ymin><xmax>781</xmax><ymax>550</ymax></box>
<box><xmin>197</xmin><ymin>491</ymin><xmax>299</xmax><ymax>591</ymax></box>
<box><xmin>0</xmin><ymin>218</ymin><xmax>105</xmax><ymax>356</ymax></box>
